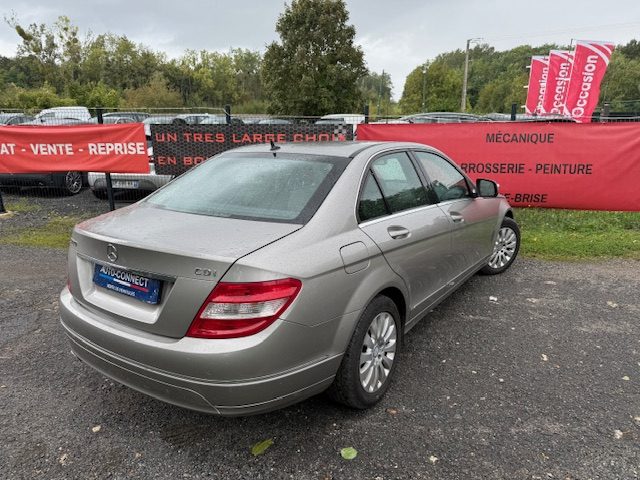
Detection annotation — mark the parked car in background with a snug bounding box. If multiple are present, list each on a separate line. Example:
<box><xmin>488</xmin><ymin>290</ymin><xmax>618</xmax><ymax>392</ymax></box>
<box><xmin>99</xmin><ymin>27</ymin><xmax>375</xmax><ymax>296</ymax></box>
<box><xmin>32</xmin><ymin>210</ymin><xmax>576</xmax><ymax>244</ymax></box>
<box><xmin>34</xmin><ymin>106</ymin><xmax>91</xmax><ymax>123</ymax></box>
<box><xmin>60</xmin><ymin>140</ymin><xmax>519</xmax><ymax>416</ymax></box>
<box><xmin>88</xmin><ymin>142</ymin><xmax>173</xmax><ymax>199</ymax></box>
<box><xmin>89</xmin><ymin>116</ymin><xmax>136</xmax><ymax>124</ymax></box>
<box><xmin>199</xmin><ymin>115</ymin><xmax>244</xmax><ymax>125</ymax></box>
<box><xmin>0</xmin><ymin>112</ymin><xmax>34</xmax><ymax>125</ymax></box>
<box><xmin>258</xmin><ymin>118</ymin><xmax>293</xmax><ymax>124</ymax></box>
<box><xmin>399</xmin><ymin>112</ymin><xmax>492</xmax><ymax>123</ymax></box>
<box><xmin>102</xmin><ymin>111</ymin><xmax>150</xmax><ymax>122</ymax></box>
<box><xmin>316</xmin><ymin>113</ymin><xmax>365</xmax><ymax>132</ymax></box>
<box><xmin>143</xmin><ymin>115</ymin><xmax>176</xmax><ymax>136</ymax></box>
<box><xmin>0</xmin><ymin>117</ymin><xmax>92</xmax><ymax>195</ymax></box>
<box><xmin>173</xmin><ymin>113</ymin><xmax>216</xmax><ymax>125</ymax></box>
<box><xmin>483</xmin><ymin>113</ymin><xmax>577</xmax><ymax>122</ymax></box>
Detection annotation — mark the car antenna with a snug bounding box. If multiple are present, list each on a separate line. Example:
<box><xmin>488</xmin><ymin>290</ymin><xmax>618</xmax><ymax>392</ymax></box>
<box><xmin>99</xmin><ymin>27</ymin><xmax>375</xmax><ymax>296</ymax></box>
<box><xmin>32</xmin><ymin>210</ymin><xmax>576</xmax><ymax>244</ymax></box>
<box><xmin>270</xmin><ymin>140</ymin><xmax>280</xmax><ymax>151</ymax></box>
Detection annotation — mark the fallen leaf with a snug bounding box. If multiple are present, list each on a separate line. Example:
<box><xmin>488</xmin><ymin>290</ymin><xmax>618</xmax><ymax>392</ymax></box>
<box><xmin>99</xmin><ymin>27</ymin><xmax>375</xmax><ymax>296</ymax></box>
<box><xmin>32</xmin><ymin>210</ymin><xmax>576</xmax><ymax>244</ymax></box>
<box><xmin>622</xmin><ymin>376</ymin><xmax>630</xmax><ymax>381</ymax></box>
<box><xmin>614</xmin><ymin>430</ymin><xmax>624</xmax><ymax>439</ymax></box>
<box><xmin>544</xmin><ymin>281</ymin><xmax>557</xmax><ymax>285</ymax></box>
<box><xmin>91</xmin><ymin>425</ymin><xmax>101</xmax><ymax>433</ymax></box>
<box><xmin>429</xmin><ymin>455</ymin><xmax>439</xmax><ymax>464</ymax></box>
<box><xmin>489</xmin><ymin>296</ymin><xmax>498</xmax><ymax>302</ymax></box>
<box><xmin>606</xmin><ymin>301</ymin><xmax>619</xmax><ymax>308</ymax></box>
<box><xmin>526</xmin><ymin>298</ymin><xmax>539</xmax><ymax>303</ymax></box>
<box><xmin>134</xmin><ymin>452</ymin><xmax>142</xmax><ymax>459</ymax></box>
<box><xmin>633</xmin><ymin>416</ymin><xmax>640</xmax><ymax>424</ymax></box>
<box><xmin>498</xmin><ymin>378</ymin><xmax>504</xmax><ymax>383</ymax></box>
<box><xmin>251</xmin><ymin>438</ymin><xmax>274</xmax><ymax>456</ymax></box>
<box><xmin>340</xmin><ymin>447</ymin><xmax>358</xmax><ymax>460</ymax></box>
<box><xmin>58</xmin><ymin>453</ymin><xmax>69</xmax><ymax>466</ymax></box>
<box><xmin>541</xmin><ymin>354</ymin><xmax>548</xmax><ymax>362</ymax></box>
<box><xmin>386</xmin><ymin>408</ymin><xmax>398</xmax><ymax>415</ymax></box>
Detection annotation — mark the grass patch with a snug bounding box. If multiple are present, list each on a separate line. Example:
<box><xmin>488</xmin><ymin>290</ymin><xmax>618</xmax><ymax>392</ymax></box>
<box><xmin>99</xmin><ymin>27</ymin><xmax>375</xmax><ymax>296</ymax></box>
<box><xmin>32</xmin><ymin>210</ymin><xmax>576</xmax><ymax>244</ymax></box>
<box><xmin>5</xmin><ymin>198</ymin><xmax>41</xmax><ymax>213</ymax></box>
<box><xmin>0</xmin><ymin>216</ymin><xmax>82</xmax><ymax>249</ymax></box>
<box><xmin>514</xmin><ymin>208</ymin><xmax>640</xmax><ymax>260</ymax></box>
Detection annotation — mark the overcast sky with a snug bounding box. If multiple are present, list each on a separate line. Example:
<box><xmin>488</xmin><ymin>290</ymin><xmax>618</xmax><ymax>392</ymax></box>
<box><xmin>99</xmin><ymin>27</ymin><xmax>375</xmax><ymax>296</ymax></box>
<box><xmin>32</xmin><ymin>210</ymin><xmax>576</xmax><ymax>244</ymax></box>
<box><xmin>1</xmin><ymin>0</ymin><xmax>639</xmax><ymax>100</ymax></box>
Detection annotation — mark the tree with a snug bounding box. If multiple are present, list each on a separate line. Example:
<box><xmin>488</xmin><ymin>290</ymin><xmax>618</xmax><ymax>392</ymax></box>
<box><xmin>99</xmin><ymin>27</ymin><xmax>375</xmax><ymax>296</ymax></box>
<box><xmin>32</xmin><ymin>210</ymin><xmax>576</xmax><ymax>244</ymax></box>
<box><xmin>399</xmin><ymin>61</ymin><xmax>463</xmax><ymax>114</ymax></box>
<box><xmin>360</xmin><ymin>70</ymin><xmax>393</xmax><ymax>116</ymax></box>
<box><xmin>262</xmin><ymin>0</ymin><xmax>366</xmax><ymax>115</ymax></box>
<box><xmin>121</xmin><ymin>73</ymin><xmax>183</xmax><ymax>108</ymax></box>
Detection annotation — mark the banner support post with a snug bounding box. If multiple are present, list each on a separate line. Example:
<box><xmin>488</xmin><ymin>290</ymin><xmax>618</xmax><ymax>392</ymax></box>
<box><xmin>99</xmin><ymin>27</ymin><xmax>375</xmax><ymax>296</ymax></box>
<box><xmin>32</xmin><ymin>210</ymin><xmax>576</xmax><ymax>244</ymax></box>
<box><xmin>363</xmin><ymin>104</ymin><xmax>369</xmax><ymax>124</ymax></box>
<box><xmin>0</xmin><ymin>187</ymin><xmax>5</xmax><ymax>214</ymax></box>
<box><xmin>510</xmin><ymin>103</ymin><xmax>517</xmax><ymax>121</ymax></box>
<box><xmin>97</xmin><ymin>108</ymin><xmax>116</xmax><ymax>212</ymax></box>
<box><xmin>225</xmin><ymin>105</ymin><xmax>231</xmax><ymax>125</ymax></box>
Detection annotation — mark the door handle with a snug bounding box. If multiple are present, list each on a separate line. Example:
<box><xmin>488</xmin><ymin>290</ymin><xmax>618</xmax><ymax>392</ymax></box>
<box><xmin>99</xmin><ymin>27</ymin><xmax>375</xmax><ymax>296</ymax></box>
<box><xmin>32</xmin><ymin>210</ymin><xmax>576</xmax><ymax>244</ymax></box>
<box><xmin>450</xmin><ymin>213</ymin><xmax>465</xmax><ymax>223</ymax></box>
<box><xmin>387</xmin><ymin>225</ymin><xmax>410</xmax><ymax>239</ymax></box>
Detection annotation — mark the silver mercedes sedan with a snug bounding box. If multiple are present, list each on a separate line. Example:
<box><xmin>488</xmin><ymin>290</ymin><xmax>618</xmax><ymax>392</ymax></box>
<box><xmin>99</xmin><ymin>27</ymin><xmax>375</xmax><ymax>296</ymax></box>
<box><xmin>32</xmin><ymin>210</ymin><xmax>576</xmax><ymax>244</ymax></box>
<box><xmin>60</xmin><ymin>141</ymin><xmax>520</xmax><ymax>416</ymax></box>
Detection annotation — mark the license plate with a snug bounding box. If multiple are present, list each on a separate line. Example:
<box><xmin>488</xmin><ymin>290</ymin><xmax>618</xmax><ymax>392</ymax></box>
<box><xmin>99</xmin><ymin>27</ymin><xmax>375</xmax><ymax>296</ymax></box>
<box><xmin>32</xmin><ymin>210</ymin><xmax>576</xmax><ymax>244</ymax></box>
<box><xmin>93</xmin><ymin>264</ymin><xmax>161</xmax><ymax>304</ymax></box>
<box><xmin>112</xmin><ymin>180</ymin><xmax>139</xmax><ymax>189</ymax></box>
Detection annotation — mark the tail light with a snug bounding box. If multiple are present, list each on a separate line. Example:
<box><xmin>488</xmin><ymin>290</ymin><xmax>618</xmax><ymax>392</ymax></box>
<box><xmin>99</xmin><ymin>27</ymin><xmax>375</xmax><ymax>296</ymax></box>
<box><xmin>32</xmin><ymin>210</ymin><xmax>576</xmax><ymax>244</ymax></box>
<box><xmin>186</xmin><ymin>278</ymin><xmax>302</xmax><ymax>339</ymax></box>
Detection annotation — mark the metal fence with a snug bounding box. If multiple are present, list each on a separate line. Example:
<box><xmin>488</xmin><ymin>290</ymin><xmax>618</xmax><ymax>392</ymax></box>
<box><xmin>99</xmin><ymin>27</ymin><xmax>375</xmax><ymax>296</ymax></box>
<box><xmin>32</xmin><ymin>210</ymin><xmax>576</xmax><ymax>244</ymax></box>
<box><xmin>1</xmin><ymin>104</ymin><xmax>640</xmax><ymax>219</ymax></box>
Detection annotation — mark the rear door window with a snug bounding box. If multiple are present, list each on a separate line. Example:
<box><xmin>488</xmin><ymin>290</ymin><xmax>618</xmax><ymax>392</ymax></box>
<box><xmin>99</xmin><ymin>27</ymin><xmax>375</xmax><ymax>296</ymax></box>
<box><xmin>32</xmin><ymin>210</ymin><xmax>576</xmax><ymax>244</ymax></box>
<box><xmin>370</xmin><ymin>152</ymin><xmax>430</xmax><ymax>213</ymax></box>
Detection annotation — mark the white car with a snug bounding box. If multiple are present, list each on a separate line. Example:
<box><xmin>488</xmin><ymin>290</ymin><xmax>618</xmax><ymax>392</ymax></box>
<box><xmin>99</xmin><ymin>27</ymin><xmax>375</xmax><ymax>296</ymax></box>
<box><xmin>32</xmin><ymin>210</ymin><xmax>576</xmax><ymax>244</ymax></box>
<box><xmin>88</xmin><ymin>143</ymin><xmax>173</xmax><ymax>200</ymax></box>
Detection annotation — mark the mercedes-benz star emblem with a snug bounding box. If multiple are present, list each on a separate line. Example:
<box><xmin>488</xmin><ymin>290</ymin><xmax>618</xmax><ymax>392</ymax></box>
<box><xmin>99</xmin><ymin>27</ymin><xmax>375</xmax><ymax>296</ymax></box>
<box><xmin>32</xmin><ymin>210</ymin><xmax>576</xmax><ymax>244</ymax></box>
<box><xmin>106</xmin><ymin>244</ymin><xmax>118</xmax><ymax>262</ymax></box>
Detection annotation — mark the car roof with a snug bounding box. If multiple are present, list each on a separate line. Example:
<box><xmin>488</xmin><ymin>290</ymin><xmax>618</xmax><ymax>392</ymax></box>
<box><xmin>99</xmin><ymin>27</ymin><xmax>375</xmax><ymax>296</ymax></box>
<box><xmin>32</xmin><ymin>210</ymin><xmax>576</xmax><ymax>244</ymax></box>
<box><xmin>224</xmin><ymin>141</ymin><xmax>432</xmax><ymax>158</ymax></box>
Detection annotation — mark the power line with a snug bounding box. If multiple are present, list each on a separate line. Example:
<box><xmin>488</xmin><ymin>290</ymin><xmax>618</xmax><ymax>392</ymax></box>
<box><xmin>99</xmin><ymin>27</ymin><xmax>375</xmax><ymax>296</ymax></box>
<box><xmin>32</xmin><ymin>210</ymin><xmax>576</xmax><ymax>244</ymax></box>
<box><xmin>477</xmin><ymin>21</ymin><xmax>640</xmax><ymax>42</ymax></box>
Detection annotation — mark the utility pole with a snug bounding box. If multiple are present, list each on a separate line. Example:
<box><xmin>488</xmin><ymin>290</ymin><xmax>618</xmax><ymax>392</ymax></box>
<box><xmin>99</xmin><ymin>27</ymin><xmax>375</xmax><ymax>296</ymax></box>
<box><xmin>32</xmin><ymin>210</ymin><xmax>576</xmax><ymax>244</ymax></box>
<box><xmin>377</xmin><ymin>69</ymin><xmax>385</xmax><ymax>116</ymax></box>
<box><xmin>421</xmin><ymin>63</ymin><xmax>428</xmax><ymax>112</ymax></box>
<box><xmin>461</xmin><ymin>38</ymin><xmax>481</xmax><ymax>112</ymax></box>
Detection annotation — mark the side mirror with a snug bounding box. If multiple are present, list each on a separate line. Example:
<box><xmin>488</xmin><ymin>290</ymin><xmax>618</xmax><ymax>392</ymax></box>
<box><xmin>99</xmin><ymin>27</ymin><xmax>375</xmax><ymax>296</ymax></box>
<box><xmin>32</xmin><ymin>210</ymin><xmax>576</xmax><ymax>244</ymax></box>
<box><xmin>476</xmin><ymin>178</ymin><xmax>498</xmax><ymax>197</ymax></box>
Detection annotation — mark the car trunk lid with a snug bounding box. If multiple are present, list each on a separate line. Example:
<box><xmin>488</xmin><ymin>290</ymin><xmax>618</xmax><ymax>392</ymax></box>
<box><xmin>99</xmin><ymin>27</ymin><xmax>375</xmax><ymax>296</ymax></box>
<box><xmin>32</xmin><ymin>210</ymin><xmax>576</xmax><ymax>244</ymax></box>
<box><xmin>69</xmin><ymin>203</ymin><xmax>301</xmax><ymax>338</ymax></box>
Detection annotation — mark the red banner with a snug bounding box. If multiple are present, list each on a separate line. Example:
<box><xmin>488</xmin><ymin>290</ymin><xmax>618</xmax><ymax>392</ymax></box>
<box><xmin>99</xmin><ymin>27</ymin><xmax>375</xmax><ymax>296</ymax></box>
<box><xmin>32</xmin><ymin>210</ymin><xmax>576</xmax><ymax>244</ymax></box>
<box><xmin>0</xmin><ymin>123</ymin><xmax>149</xmax><ymax>174</ymax></box>
<box><xmin>357</xmin><ymin>123</ymin><xmax>640</xmax><ymax>211</ymax></box>
<box><xmin>541</xmin><ymin>50</ymin><xmax>573</xmax><ymax>115</ymax></box>
<box><xmin>563</xmin><ymin>40</ymin><xmax>615</xmax><ymax>123</ymax></box>
<box><xmin>525</xmin><ymin>56</ymin><xmax>549</xmax><ymax>115</ymax></box>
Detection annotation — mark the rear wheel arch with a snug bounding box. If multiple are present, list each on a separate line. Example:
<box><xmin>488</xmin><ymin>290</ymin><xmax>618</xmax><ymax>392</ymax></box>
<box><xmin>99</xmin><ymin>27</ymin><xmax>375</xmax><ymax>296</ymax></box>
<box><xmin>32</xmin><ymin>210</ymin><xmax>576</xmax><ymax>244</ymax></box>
<box><xmin>377</xmin><ymin>287</ymin><xmax>407</xmax><ymax>335</ymax></box>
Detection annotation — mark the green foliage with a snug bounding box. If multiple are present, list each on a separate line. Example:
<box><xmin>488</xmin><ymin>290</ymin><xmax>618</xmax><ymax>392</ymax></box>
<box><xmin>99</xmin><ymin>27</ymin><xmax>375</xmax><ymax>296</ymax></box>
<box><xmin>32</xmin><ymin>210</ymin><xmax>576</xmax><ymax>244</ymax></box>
<box><xmin>0</xmin><ymin>83</ymin><xmax>74</xmax><ymax>109</ymax></box>
<box><xmin>399</xmin><ymin>61</ymin><xmax>463</xmax><ymax>114</ymax></box>
<box><xmin>262</xmin><ymin>0</ymin><xmax>366</xmax><ymax>115</ymax></box>
<box><xmin>0</xmin><ymin>216</ymin><xmax>85</xmax><ymax>249</ymax></box>
<box><xmin>399</xmin><ymin>43</ymin><xmax>571</xmax><ymax>114</ymax></box>
<box><xmin>360</xmin><ymin>70</ymin><xmax>393</xmax><ymax>116</ymax></box>
<box><xmin>600</xmin><ymin>51</ymin><xmax>640</xmax><ymax>111</ymax></box>
<box><xmin>121</xmin><ymin>73</ymin><xmax>183</xmax><ymax>108</ymax></box>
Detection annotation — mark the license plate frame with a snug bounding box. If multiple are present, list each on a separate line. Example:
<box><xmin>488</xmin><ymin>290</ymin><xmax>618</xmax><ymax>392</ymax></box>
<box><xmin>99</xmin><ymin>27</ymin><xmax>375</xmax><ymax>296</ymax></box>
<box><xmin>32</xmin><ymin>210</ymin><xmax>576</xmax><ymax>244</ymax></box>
<box><xmin>93</xmin><ymin>263</ymin><xmax>161</xmax><ymax>304</ymax></box>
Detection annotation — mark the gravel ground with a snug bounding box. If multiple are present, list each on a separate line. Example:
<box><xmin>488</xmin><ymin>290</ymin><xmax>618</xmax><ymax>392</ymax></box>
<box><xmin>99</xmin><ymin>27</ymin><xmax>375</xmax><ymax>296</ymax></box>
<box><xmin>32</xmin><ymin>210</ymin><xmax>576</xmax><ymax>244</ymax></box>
<box><xmin>0</xmin><ymin>236</ymin><xmax>638</xmax><ymax>479</ymax></box>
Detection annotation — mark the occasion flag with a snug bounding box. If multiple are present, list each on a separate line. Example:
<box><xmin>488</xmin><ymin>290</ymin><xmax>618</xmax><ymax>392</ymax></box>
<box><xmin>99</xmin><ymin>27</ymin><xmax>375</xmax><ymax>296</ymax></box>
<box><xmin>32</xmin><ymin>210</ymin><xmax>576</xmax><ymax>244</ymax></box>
<box><xmin>542</xmin><ymin>50</ymin><xmax>574</xmax><ymax>115</ymax></box>
<box><xmin>525</xmin><ymin>56</ymin><xmax>549</xmax><ymax>114</ymax></box>
<box><xmin>563</xmin><ymin>40</ymin><xmax>615</xmax><ymax>122</ymax></box>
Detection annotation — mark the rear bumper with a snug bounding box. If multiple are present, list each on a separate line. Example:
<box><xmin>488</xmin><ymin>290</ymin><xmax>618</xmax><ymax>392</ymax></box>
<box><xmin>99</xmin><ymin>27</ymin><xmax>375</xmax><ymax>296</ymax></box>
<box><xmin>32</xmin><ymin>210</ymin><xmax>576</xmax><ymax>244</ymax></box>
<box><xmin>59</xmin><ymin>289</ymin><xmax>344</xmax><ymax>415</ymax></box>
<box><xmin>88</xmin><ymin>172</ymin><xmax>172</xmax><ymax>192</ymax></box>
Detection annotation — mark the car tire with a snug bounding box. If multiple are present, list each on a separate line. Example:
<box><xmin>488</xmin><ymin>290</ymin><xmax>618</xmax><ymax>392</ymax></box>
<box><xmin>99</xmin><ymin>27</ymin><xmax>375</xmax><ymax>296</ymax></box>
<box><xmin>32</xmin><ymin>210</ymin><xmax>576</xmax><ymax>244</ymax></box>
<box><xmin>58</xmin><ymin>171</ymin><xmax>83</xmax><ymax>195</ymax></box>
<box><xmin>327</xmin><ymin>295</ymin><xmax>401</xmax><ymax>409</ymax></box>
<box><xmin>92</xmin><ymin>189</ymin><xmax>108</xmax><ymax>200</ymax></box>
<box><xmin>480</xmin><ymin>217</ymin><xmax>520</xmax><ymax>275</ymax></box>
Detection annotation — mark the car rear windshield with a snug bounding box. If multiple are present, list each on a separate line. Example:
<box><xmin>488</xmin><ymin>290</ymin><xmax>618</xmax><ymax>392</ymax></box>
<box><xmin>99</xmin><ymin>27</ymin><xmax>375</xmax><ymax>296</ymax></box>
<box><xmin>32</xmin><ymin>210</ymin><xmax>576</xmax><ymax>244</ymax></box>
<box><xmin>146</xmin><ymin>152</ymin><xmax>349</xmax><ymax>223</ymax></box>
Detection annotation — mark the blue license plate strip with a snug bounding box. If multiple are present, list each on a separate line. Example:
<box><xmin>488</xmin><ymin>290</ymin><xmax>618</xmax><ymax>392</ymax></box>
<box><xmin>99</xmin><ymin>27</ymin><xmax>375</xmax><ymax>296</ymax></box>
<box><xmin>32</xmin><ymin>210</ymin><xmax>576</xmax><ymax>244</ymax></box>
<box><xmin>93</xmin><ymin>263</ymin><xmax>161</xmax><ymax>304</ymax></box>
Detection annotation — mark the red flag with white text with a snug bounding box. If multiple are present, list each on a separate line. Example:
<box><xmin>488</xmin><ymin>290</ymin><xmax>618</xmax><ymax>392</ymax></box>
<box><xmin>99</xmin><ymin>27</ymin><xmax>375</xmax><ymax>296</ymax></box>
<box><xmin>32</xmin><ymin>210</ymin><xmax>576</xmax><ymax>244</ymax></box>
<box><xmin>542</xmin><ymin>50</ymin><xmax>573</xmax><ymax>115</ymax></box>
<box><xmin>563</xmin><ymin>40</ymin><xmax>615</xmax><ymax>122</ymax></box>
<box><xmin>525</xmin><ymin>56</ymin><xmax>549</xmax><ymax>114</ymax></box>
